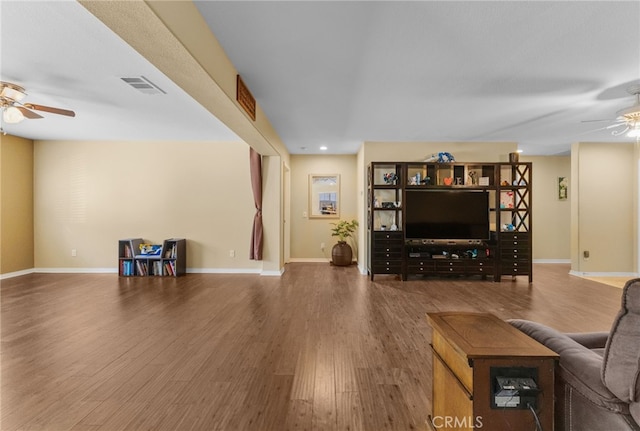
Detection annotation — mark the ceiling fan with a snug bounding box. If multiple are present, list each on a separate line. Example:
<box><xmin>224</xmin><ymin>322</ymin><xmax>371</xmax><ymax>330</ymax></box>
<box><xmin>0</xmin><ymin>81</ymin><xmax>75</xmax><ymax>133</ymax></box>
<box><xmin>583</xmin><ymin>84</ymin><xmax>640</xmax><ymax>138</ymax></box>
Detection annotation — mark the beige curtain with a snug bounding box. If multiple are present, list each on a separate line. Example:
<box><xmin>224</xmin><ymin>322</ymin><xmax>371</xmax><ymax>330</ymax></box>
<box><xmin>249</xmin><ymin>148</ymin><xmax>263</xmax><ymax>260</ymax></box>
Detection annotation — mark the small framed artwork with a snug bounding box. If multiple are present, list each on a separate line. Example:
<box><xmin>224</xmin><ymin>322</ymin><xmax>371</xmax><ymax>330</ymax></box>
<box><xmin>309</xmin><ymin>174</ymin><xmax>340</xmax><ymax>218</ymax></box>
<box><xmin>558</xmin><ymin>176</ymin><xmax>568</xmax><ymax>200</ymax></box>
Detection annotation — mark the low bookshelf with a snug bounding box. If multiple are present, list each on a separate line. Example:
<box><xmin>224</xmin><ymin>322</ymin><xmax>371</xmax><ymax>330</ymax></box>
<box><xmin>118</xmin><ymin>238</ymin><xmax>186</xmax><ymax>277</ymax></box>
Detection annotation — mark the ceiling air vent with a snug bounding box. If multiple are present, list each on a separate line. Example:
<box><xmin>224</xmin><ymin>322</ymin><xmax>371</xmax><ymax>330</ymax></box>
<box><xmin>120</xmin><ymin>76</ymin><xmax>166</xmax><ymax>95</ymax></box>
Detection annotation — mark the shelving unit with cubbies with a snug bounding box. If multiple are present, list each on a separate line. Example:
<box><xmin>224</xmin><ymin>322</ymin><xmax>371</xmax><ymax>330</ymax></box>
<box><xmin>118</xmin><ymin>238</ymin><xmax>186</xmax><ymax>277</ymax></box>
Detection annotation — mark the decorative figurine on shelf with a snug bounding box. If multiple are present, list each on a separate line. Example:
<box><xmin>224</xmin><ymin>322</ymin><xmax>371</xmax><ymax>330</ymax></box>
<box><xmin>424</xmin><ymin>152</ymin><xmax>456</xmax><ymax>163</ymax></box>
<box><xmin>383</xmin><ymin>172</ymin><xmax>398</xmax><ymax>184</ymax></box>
<box><xmin>468</xmin><ymin>171</ymin><xmax>478</xmax><ymax>185</ymax></box>
<box><xmin>437</xmin><ymin>152</ymin><xmax>455</xmax><ymax>163</ymax></box>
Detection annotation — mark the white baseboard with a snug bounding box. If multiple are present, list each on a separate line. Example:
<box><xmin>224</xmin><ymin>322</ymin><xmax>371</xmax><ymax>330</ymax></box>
<box><xmin>533</xmin><ymin>259</ymin><xmax>571</xmax><ymax>264</ymax></box>
<box><xmin>0</xmin><ymin>268</ymin><xmax>36</xmax><ymax>279</ymax></box>
<box><xmin>288</xmin><ymin>258</ymin><xmax>330</xmax><ymax>263</ymax></box>
<box><xmin>569</xmin><ymin>270</ymin><xmax>639</xmax><ymax>278</ymax></box>
<box><xmin>261</xmin><ymin>268</ymin><xmax>285</xmax><ymax>276</ymax></box>
<box><xmin>187</xmin><ymin>268</ymin><xmax>262</xmax><ymax>274</ymax></box>
<box><xmin>34</xmin><ymin>267</ymin><xmax>117</xmax><ymax>274</ymax></box>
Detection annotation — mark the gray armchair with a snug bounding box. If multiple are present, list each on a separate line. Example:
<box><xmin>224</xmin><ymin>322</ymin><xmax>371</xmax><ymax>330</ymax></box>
<box><xmin>509</xmin><ymin>278</ymin><xmax>640</xmax><ymax>431</ymax></box>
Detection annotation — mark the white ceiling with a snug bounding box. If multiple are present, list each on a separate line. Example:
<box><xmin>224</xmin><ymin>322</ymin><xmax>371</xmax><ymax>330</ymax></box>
<box><xmin>0</xmin><ymin>1</ymin><xmax>239</xmax><ymax>142</ymax></box>
<box><xmin>2</xmin><ymin>1</ymin><xmax>639</xmax><ymax>156</ymax></box>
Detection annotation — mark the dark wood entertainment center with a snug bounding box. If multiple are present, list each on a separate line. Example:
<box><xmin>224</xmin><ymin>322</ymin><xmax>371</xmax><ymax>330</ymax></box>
<box><xmin>367</xmin><ymin>161</ymin><xmax>532</xmax><ymax>282</ymax></box>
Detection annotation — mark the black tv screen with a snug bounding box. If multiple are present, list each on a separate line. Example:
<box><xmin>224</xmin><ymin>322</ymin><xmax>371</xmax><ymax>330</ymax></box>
<box><xmin>405</xmin><ymin>190</ymin><xmax>490</xmax><ymax>240</ymax></box>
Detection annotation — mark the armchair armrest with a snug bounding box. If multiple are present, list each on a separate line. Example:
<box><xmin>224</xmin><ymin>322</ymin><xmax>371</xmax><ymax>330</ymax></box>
<box><xmin>509</xmin><ymin>319</ymin><xmax>627</xmax><ymax>413</ymax></box>
<box><xmin>565</xmin><ymin>331</ymin><xmax>609</xmax><ymax>350</ymax></box>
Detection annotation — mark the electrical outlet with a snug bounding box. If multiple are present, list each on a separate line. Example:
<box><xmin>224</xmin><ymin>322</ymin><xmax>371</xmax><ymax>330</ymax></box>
<box><xmin>320</xmin><ymin>242</ymin><xmax>325</xmax><ymax>250</ymax></box>
<box><xmin>71</xmin><ymin>249</ymin><xmax>77</xmax><ymax>257</ymax></box>
<box><xmin>229</xmin><ymin>250</ymin><xmax>235</xmax><ymax>257</ymax></box>
<box><xmin>583</xmin><ymin>250</ymin><xmax>590</xmax><ymax>259</ymax></box>
<box><xmin>303</xmin><ymin>211</ymin><xmax>308</xmax><ymax>218</ymax></box>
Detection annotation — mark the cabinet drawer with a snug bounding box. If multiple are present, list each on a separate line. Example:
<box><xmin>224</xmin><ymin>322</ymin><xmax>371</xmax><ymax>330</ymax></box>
<box><xmin>465</xmin><ymin>260</ymin><xmax>494</xmax><ymax>275</ymax></box>
<box><xmin>407</xmin><ymin>266</ymin><xmax>433</xmax><ymax>274</ymax></box>
<box><xmin>501</xmin><ymin>239</ymin><xmax>530</xmax><ymax>249</ymax></box>
<box><xmin>501</xmin><ymin>250</ymin><xmax>530</xmax><ymax>260</ymax></box>
<box><xmin>373</xmin><ymin>240</ymin><xmax>403</xmax><ymax>249</ymax></box>
<box><xmin>372</xmin><ymin>262</ymin><xmax>402</xmax><ymax>273</ymax></box>
<box><xmin>373</xmin><ymin>250</ymin><xmax>403</xmax><ymax>259</ymax></box>
<box><xmin>435</xmin><ymin>260</ymin><xmax>466</xmax><ymax>273</ymax></box>
<box><xmin>501</xmin><ymin>260</ymin><xmax>530</xmax><ymax>275</ymax></box>
<box><xmin>373</xmin><ymin>243</ymin><xmax>403</xmax><ymax>252</ymax></box>
<box><xmin>407</xmin><ymin>260</ymin><xmax>435</xmax><ymax>274</ymax></box>
<box><xmin>500</xmin><ymin>233</ymin><xmax>530</xmax><ymax>241</ymax></box>
<box><xmin>373</xmin><ymin>231</ymin><xmax>403</xmax><ymax>241</ymax></box>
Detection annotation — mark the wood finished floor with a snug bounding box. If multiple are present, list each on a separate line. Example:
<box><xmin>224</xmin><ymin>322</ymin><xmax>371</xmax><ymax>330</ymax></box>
<box><xmin>1</xmin><ymin>263</ymin><xmax>626</xmax><ymax>431</ymax></box>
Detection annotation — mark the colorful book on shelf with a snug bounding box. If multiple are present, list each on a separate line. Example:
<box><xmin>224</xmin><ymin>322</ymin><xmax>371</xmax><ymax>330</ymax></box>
<box><xmin>164</xmin><ymin>243</ymin><xmax>177</xmax><ymax>259</ymax></box>
<box><xmin>164</xmin><ymin>261</ymin><xmax>174</xmax><ymax>276</ymax></box>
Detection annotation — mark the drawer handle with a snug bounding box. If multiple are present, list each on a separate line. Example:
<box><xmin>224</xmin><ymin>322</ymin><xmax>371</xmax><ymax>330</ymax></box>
<box><xmin>386</xmin><ymin>234</ymin><xmax>390</xmax><ymax>239</ymax></box>
<box><xmin>514</xmin><ymin>241</ymin><xmax>518</xmax><ymax>245</ymax></box>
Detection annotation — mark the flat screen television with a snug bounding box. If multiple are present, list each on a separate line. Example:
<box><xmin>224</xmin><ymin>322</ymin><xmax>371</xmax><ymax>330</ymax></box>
<box><xmin>405</xmin><ymin>190</ymin><xmax>490</xmax><ymax>241</ymax></box>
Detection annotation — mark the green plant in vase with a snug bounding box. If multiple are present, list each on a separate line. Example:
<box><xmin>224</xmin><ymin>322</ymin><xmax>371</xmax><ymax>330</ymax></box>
<box><xmin>330</xmin><ymin>219</ymin><xmax>358</xmax><ymax>266</ymax></box>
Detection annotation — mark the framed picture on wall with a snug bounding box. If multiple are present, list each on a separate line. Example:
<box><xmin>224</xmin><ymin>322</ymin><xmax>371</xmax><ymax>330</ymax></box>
<box><xmin>558</xmin><ymin>176</ymin><xmax>568</xmax><ymax>200</ymax></box>
<box><xmin>309</xmin><ymin>174</ymin><xmax>340</xmax><ymax>218</ymax></box>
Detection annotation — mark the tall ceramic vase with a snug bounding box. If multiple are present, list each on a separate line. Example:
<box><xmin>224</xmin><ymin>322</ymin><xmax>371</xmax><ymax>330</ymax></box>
<box><xmin>331</xmin><ymin>241</ymin><xmax>352</xmax><ymax>266</ymax></box>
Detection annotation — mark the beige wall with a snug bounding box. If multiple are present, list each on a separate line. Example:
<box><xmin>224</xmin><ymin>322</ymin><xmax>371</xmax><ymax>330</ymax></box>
<box><xmin>362</xmin><ymin>141</ymin><xmax>518</xmax><ymax>165</ymax></box>
<box><xmin>571</xmin><ymin>142</ymin><xmax>638</xmax><ymax>274</ymax></box>
<box><xmin>290</xmin><ymin>155</ymin><xmax>358</xmax><ymax>260</ymax></box>
<box><xmin>1</xmin><ymin>135</ymin><xmax>34</xmax><ymax>275</ymax></box>
<box><xmin>33</xmin><ymin>140</ymin><xmax>262</xmax><ymax>272</ymax></box>
<box><xmin>523</xmin><ymin>155</ymin><xmax>571</xmax><ymax>261</ymax></box>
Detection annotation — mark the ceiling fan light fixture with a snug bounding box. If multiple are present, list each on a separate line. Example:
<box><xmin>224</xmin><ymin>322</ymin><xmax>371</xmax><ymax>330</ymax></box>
<box><xmin>3</xmin><ymin>106</ymin><xmax>25</xmax><ymax>123</ymax></box>
<box><xmin>627</xmin><ymin>123</ymin><xmax>640</xmax><ymax>138</ymax></box>
<box><xmin>0</xmin><ymin>82</ymin><xmax>26</xmax><ymax>102</ymax></box>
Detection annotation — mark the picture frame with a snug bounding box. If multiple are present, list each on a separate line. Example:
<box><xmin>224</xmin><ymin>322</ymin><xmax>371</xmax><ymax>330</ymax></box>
<box><xmin>558</xmin><ymin>176</ymin><xmax>568</xmax><ymax>200</ymax></box>
<box><xmin>309</xmin><ymin>174</ymin><xmax>340</xmax><ymax>219</ymax></box>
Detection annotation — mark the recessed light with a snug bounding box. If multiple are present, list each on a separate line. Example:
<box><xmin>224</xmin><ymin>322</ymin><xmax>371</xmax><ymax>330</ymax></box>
<box><xmin>320</xmin><ymin>146</ymin><xmax>328</xmax><ymax>151</ymax></box>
